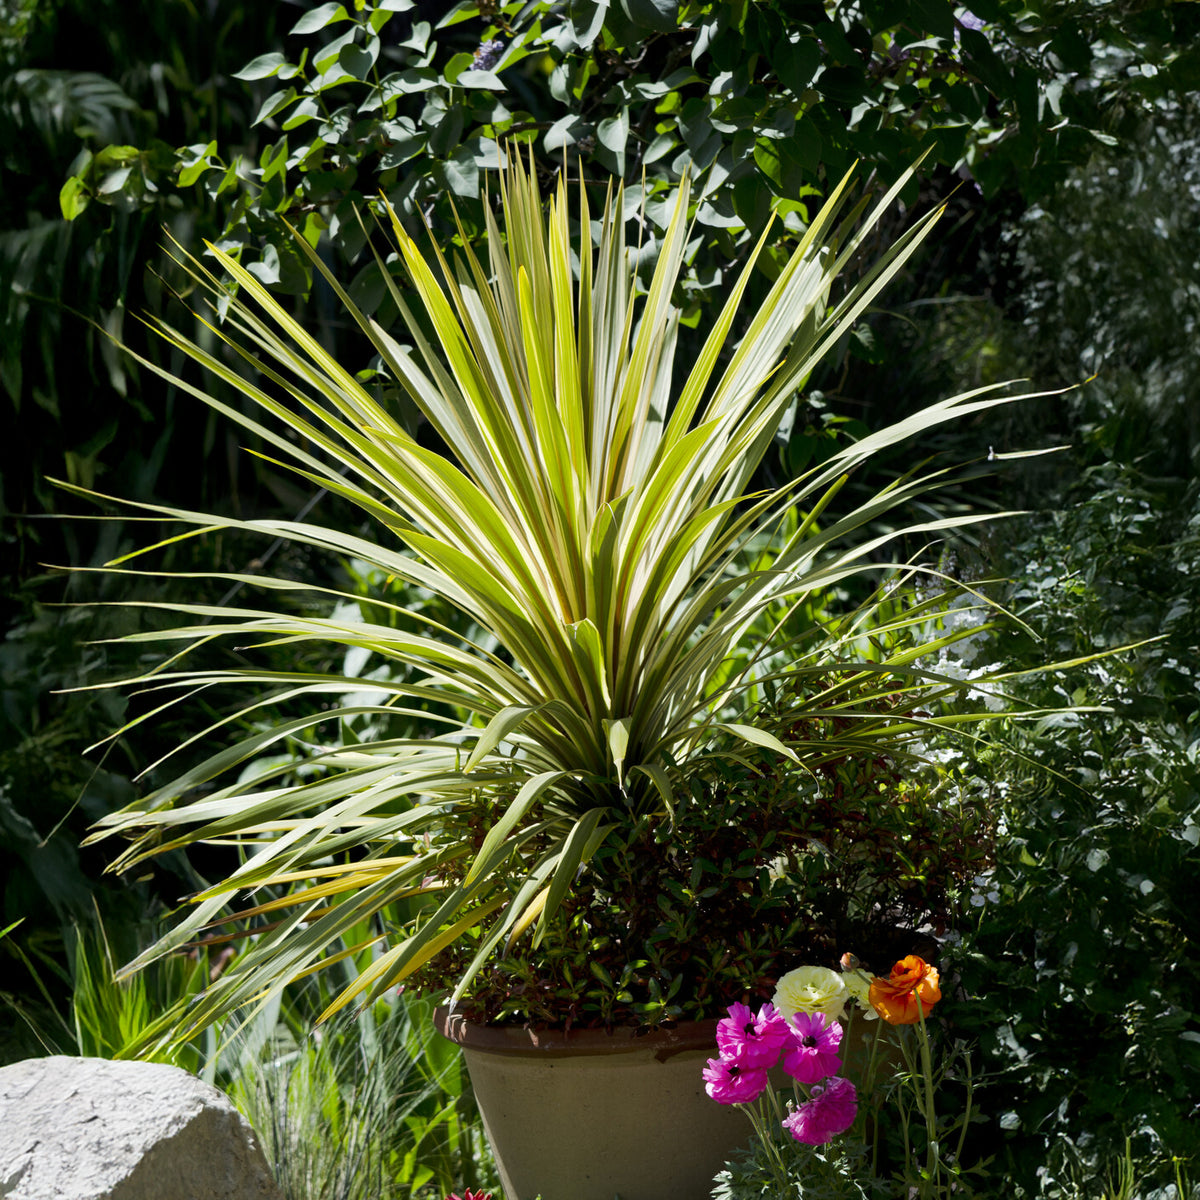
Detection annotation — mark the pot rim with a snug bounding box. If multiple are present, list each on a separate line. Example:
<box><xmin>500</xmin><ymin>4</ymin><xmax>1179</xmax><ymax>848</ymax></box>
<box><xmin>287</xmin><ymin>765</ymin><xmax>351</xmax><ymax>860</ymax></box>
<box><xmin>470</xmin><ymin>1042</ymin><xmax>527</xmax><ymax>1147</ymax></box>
<box><xmin>433</xmin><ymin>1007</ymin><xmax>720</xmax><ymax>1061</ymax></box>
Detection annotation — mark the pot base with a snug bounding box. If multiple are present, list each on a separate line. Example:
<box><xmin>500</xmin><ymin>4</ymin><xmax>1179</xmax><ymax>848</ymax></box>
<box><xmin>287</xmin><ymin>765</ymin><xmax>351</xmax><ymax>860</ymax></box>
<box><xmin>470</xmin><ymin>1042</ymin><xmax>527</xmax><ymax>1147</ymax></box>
<box><xmin>435</xmin><ymin>1011</ymin><xmax>751</xmax><ymax>1200</ymax></box>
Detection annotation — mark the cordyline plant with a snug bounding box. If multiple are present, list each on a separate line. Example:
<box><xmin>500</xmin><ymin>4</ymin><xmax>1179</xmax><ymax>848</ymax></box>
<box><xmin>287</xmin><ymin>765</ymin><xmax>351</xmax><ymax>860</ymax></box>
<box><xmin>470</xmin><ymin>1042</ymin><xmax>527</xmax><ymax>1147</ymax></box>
<box><xmin>69</xmin><ymin>152</ymin><xmax>1046</xmax><ymax>1040</ymax></box>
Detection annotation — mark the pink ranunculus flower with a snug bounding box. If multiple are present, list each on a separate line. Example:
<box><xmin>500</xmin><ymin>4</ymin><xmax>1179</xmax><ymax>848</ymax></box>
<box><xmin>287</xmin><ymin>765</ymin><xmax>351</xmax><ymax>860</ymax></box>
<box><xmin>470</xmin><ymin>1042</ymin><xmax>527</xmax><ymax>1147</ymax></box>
<box><xmin>702</xmin><ymin>1054</ymin><xmax>769</xmax><ymax>1104</ymax></box>
<box><xmin>782</xmin><ymin>1075</ymin><xmax>858</xmax><ymax>1145</ymax></box>
<box><xmin>715</xmin><ymin>1001</ymin><xmax>791</xmax><ymax>1070</ymax></box>
<box><xmin>781</xmin><ymin>1010</ymin><xmax>843</xmax><ymax>1084</ymax></box>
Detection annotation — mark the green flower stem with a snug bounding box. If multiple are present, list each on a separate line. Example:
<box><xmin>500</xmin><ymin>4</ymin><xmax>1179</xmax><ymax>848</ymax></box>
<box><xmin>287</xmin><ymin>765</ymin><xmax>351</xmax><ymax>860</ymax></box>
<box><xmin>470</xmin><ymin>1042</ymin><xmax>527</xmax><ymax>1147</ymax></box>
<box><xmin>915</xmin><ymin>997</ymin><xmax>940</xmax><ymax>1197</ymax></box>
<box><xmin>897</xmin><ymin>1075</ymin><xmax>914</xmax><ymax>1186</ymax></box>
<box><xmin>893</xmin><ymin>1025</ymin><xmax>929</xmax><ymax>1195</ymax></box>
<box><xmin>863</xmin><ymin>1016</ymin><xmax>888</xmax><ymax>1176</ymax></box>
<box><xmin>739</xmin><ymin>1090</ymin><xmax>790</xmax><ymax>1193</ymax></box>
<box><xmin>864</xmin><ymin>1008</ymin><xmax>886</xmax><ymax>1093</ymax></box>
<box><xmin>953</xmin><ymin>1047</ymin><xmax>973</xmax><ymax>1174</ymax></box>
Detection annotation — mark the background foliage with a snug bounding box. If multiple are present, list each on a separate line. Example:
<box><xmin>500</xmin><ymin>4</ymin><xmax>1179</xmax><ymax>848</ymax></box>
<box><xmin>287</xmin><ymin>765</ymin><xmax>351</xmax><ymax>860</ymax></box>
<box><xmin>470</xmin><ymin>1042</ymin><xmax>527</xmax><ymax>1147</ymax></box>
<box><xmin>876</xmin><ymin>100</ymin><xmax>1200</xmax><ymax>1193</ymax></box>
<box><xmin>2</xmin><ymin>0</ymin><xmax>1199</xmax><ymax>1195</ymax></box>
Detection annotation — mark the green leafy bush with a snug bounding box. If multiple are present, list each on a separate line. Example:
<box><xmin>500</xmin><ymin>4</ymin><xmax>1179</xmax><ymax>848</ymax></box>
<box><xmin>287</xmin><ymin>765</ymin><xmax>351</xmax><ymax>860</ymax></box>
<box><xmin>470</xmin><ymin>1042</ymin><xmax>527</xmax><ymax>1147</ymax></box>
<box><xmin>420</xmin><ymin>655</ymin><xmax>995</xmax><ymax>1029</ymax></box>
<box><xmin>866</xmin><ymin>110</ymin><xmax>1200</xmax><ymax>1192</ymax></box>
<box><xmin>951</xmin><ymin>463</ymin><xmax>1200</xmax><ymax>1194</ymax></box>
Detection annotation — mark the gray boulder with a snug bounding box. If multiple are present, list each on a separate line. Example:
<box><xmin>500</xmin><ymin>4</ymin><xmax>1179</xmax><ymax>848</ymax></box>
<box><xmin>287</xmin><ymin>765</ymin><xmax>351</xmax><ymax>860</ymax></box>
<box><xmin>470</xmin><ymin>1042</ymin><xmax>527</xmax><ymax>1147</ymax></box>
<box><xmin>0</xmin><ymin>1055</ymin><xmax>283</xmax><ymax>1200</ymax></box>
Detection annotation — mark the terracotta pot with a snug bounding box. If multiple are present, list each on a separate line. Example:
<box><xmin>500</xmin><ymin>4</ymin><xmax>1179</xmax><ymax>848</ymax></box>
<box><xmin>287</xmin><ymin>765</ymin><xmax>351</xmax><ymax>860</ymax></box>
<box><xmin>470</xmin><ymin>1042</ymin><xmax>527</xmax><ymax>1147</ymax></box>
<box><xmin>433</xmin><ymin>1009</ymin><xmax>752</xmax><ymax>1200</ymax></box>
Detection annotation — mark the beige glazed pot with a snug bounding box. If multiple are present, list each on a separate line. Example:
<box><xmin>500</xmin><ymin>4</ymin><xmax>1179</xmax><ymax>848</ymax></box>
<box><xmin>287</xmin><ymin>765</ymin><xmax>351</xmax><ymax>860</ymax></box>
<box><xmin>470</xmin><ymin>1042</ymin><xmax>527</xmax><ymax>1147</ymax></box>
<box><xmin>433</xmin><ymin>1009</ymin><xmax>753</xmax><ymax>1200</ymax></box>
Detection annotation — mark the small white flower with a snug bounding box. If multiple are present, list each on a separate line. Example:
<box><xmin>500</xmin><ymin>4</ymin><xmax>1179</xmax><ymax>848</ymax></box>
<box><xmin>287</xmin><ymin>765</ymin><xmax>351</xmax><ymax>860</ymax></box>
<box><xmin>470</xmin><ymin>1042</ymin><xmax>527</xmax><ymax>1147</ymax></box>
<box><xmin>841</xmin><ymin>970</ymin><xmax>879</xmax><ymax>1020</ymax></box>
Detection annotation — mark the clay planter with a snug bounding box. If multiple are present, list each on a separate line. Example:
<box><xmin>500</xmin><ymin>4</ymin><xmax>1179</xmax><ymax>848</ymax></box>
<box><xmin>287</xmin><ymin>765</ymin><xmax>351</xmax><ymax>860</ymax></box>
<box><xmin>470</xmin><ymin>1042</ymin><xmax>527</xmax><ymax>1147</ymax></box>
<box><xmin>433</xmin><ymin>1009</ymin><xmax>751</xmax><ymax>1200</ymax></box>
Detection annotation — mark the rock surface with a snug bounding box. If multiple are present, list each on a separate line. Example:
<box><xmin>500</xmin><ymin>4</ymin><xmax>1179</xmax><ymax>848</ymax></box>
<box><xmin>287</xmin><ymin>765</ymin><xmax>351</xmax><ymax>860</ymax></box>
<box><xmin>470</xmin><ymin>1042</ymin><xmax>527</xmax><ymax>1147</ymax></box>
<box><xmin>0</xmin><ymin>1055</ymin><xmax>283</xmax><ymax>1200</ymax></box>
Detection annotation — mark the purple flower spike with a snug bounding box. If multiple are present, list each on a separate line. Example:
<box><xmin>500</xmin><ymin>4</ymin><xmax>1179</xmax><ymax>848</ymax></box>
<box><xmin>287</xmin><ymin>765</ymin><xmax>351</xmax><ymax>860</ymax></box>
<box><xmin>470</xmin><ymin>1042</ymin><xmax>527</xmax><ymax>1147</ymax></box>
<box><xmin>470</xmin><ymin>39</ymin><xmax>505</xmax><ymax>72</ymax></box>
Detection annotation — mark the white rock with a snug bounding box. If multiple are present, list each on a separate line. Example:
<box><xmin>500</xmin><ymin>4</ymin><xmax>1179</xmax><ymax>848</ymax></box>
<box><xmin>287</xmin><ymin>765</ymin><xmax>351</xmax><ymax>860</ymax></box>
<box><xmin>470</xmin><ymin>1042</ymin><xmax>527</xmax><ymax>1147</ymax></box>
<box><xmin>0</xmin><ymin>1056</ymin><xmax>282</xmax><ymax>1200</ymax></box>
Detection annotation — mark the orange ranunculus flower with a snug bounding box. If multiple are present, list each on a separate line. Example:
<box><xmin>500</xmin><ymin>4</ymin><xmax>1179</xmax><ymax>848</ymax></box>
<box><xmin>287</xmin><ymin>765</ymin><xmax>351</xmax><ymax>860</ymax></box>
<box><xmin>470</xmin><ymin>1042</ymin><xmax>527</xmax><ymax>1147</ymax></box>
<box><xmin>868</xmin><ymin>955</ymin><xmax>942</xmax><ymax>1025</ymax></box>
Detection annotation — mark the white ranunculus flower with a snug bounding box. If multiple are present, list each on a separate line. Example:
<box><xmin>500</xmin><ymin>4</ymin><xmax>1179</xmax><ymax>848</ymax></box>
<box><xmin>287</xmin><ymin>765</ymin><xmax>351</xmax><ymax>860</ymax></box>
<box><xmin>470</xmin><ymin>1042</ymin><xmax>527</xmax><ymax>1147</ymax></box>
<box><xmin>841</xmin><ymin>970</ymin><xmax>880</xmax><ymax>1020</ymax></box>
<box><xmin>772</xmin><ymin>965</ymin><xmax>849</xmax><ymax>1022</ymax></box>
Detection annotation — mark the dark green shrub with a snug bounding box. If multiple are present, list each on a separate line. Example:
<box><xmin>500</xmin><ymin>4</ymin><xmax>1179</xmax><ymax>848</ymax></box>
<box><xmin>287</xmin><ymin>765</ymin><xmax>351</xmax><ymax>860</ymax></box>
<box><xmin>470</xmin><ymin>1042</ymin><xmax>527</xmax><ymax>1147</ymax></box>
<box><xmin>420</xmin><ymin>669</ymin><xmax>994</xmax><ymax>1030</ymax></box>
<box><xmin>949</xmin><ymin>462</ymin><xmax>1200</xmax><ymax>1194</ymax></box>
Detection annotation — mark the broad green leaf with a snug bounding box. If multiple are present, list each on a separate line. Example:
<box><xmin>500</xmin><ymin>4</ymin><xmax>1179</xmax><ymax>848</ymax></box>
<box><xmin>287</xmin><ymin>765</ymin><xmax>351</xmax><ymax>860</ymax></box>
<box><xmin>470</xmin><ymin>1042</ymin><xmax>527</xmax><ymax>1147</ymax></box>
<box><xmin>619</xmin><ymin>0</ymin><xmax>677</xmax><ymax>32</ymax></box>
<box><xmin>59</xmin><ymin>176</ymin><xmax>89</xmax><ymax>220</ymax></box>
<box><xmin>177</xmin><ymin>141</ymin><xmax>217</xmax><ymax>187</ymax></box>
<box><xmin>233</xmin><ymin>52</ymin><xmax>290</xmax><ymax>81</ymax></box>
<box><xmin>339</xmin><ymin>39</ymin><xmax>379</xmax><ymax>81</ymax></box>
<box><xmin>289</xmin><ymin>3</ymin><xmax>350</xmax><ymax>36</ymax></box>
<box><xmin>253</xmin><ymin>87</ymin><xmax>298</xmax><ymax>126</ymax></box>
<box><xmin>428</xmin><ymin>103</ymin><xmax>465</xmax><ymax>157</ymax></box>
<box><xmin>436</xmin><ymin>1</ymin><xmax>477</xmax><ymax>29</ymax></box>
<box><xmin>438</xmin><ymin>145</ymin><xmax>479</xmax><ymax>199</ymax></box>
<box><xmin>597</xmin><ymin>110</ymin><xmax>629</xmax><ymax>161</ymax></box>
<box><xmin>282</xmin><ymin>97</ymin><xmax>321</xmax><ymax>130</ymax></box>
<box><xmin>443</xmin><ymin>52</ymin><xmax>475</xmax><ymax>84</ymax></box>
<box><xmin>368</xmin><ymin>8</ymin><xmax>396</xmax><ymax>34</ymax></box>
<box><xmin>313</xmin><ymin>28</ymin><xmax>358</xmax><ymax>73</ymax></box>
<box><xmin>246</xmin><ymin>244</ymin><xmax>282</xmax><ymax>285</ymax></box>
<box><xmin>97</xmin><ymin>166</ymin><xmax>133</xmax><ymax>196</ymax></box>
<box><xmin>93</xmin><ymin>144</ymin><xmax>140</xmax><ymax>169</ymax></box>
<box><xmin>457</xmin><ymin>68</ymin><xmax>505</xmax><ymax>90</ymax></box>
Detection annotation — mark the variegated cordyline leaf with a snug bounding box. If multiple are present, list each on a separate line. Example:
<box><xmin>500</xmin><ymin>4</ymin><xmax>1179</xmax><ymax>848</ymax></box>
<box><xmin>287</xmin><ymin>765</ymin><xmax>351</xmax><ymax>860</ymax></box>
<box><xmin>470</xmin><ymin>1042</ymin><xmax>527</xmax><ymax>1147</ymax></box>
<box><xmin>72</xmin><ymin>152</ymin><xmax>1048</xmax><ymax>1036</ymax></box>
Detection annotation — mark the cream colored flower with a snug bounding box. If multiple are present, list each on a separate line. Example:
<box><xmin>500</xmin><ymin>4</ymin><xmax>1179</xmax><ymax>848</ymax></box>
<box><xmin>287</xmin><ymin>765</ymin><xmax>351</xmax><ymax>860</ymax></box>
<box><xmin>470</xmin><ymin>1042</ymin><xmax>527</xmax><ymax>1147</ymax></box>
<box><xmin>772</xmin><ymin>966</ymin><xmax>849</xmax><ymax>1022</ymax></box>
<box><xmin>841</xmin><ymin>969</ymin><xmax>880</xmax><ymax>1020</ymax></box>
